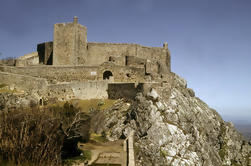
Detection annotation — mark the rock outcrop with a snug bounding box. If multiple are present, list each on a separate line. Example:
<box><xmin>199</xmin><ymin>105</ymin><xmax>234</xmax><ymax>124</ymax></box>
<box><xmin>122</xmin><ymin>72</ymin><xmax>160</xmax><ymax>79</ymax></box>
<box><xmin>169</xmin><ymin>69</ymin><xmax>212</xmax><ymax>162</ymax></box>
<box><xmin>95</xmin><ymin>73</ymin><xmax>250</xmax><ymax>166</ymax></box>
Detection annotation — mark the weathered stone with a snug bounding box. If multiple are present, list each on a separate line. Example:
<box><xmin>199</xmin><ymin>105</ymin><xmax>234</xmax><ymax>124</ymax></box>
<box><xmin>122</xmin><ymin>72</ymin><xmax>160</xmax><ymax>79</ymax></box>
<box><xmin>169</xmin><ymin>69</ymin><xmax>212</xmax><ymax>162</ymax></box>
<box><xmin>187</xmin><ymin>88</ymin><xmax>195</xmax><ymax>97</ymax></box>
<box><xmin>0</xmin><ymin>17</ymin><xmax>249</xmax><ymax>166</ymax></box>
<box><xmin>147</xmin><ymin>88</ymin><xmax>159</xmax><ymax>101</ymax></box>
<box><xmin>53</xmin><ymin>17</ymin><xmax>87</xmax><ymax>66</ymax></box>
<box><xmin>96</xmin><ymin>75</ymin><xmax>250</xmax><ymax>166</ymax></box>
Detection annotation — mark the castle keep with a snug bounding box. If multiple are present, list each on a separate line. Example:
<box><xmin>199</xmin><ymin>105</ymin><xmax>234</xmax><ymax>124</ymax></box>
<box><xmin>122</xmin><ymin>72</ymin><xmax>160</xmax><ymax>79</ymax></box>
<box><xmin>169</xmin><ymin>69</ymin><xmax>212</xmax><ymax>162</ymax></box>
<box><xmin>0</xmin><ymin>17</ymin><xmax>173</xmax><ymax>102</ymax></box>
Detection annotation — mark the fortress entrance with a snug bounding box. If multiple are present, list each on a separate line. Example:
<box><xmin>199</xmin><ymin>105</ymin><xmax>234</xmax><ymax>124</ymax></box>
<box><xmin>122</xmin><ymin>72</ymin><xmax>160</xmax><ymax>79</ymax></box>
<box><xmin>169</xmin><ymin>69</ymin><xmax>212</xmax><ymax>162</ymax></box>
<box><xmin>103</xmin><ymin>70</ymin><xmax>113</xmax><ymax>80</ymax></box>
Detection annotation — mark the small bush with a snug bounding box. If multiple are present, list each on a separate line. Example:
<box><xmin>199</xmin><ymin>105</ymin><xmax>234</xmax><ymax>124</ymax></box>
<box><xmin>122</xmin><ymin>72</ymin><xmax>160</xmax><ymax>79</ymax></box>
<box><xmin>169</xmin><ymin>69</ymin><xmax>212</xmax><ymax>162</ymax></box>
<box><xmin>0</xmin><ymin>84</ymin><xmax>7</xmax><ymax>88</ymax></box>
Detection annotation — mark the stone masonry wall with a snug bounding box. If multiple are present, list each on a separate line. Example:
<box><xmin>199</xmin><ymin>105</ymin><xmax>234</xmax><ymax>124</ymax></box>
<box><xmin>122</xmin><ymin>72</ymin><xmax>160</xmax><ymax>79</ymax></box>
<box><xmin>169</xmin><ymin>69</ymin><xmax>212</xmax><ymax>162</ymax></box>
<box><xmin>37</xmin><ymin>42</ymin><xmax>53</xmax><ymax>65</ymax></box>
<box><xmin>86</xmin><ymin>43</ymin><xmax>170</xmax><ymax>73</ymax></box>
<box><xmin>0</xmin><ymin>65</ymin><xmax>145</xmax><ymax>83</ymax></box>
<box><xmin>53</xmin><ymin>22</ymin><xmax>87</xmax><ymax>65</ymax></box>
<box><xmin>0</xmin><ymin>66</ymin><xmax>99</xmax><ymax>83</ymax></box>
<box><xmin>46</xmin><ymin>81</ymin><xmax>108</xmax><ymax>101</ymax></box>
<box><xmin>0</xmin><ymin>71</ymin><xmax>48</xmax><ymax>92</ymax></box>
<box><xmin>15</xmin><ymin>52</ymin><xmax>39</xmax><ymax>67</ymax></box>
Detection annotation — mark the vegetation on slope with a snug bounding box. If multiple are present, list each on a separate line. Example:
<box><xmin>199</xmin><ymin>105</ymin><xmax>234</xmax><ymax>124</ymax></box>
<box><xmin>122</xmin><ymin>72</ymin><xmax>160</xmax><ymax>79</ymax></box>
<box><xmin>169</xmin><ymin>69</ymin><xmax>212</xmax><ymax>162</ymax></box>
<box><xmin>0</xmin><ymin>99</ymin><xmax>116</xmax><ymax>166</ymax></box>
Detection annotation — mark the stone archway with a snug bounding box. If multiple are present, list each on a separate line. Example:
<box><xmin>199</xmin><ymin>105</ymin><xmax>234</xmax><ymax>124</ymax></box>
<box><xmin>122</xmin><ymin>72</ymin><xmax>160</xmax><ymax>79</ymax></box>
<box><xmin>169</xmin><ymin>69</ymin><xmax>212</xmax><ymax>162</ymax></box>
<box><xmin>103</xmin><ymin>70</ymin><xmax>113</xmax><ymax>80</ymax></box>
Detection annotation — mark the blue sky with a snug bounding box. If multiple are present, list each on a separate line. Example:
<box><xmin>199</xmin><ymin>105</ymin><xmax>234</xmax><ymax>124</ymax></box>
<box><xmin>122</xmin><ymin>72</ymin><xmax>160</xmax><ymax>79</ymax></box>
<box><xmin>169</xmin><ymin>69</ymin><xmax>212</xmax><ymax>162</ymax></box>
<box><xmin>0</xmin><ymin>0</ymin><xmax>250</xmax><ymax>123</ymax></box>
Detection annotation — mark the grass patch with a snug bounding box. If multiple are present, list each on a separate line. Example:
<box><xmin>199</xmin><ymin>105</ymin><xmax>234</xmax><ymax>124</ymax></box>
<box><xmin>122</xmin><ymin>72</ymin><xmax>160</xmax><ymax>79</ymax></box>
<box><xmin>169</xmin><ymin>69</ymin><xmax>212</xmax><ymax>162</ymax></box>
<box><xmin>76</xmin><ymin>99</ymin><xmax>116</xmax><ymax>112</ymax></box>
<box><xmin>0</xmin><ymin>84</ymin><xmax>21</xmax><ymax>94</ymax></box>
<box><xmin>160</xmin><ymin>149</ymin><xmax>167</xmax><ymax>158</ymax></box>
<box><xmin>0</xmin><ymin>89</ymin><xmax>14</xmax><ymax>93</ymax></box>
<box><xmin>89</xmin><ymin>133</ymin><xmax>108</xmax><ymax>143</ymax></box>
<box><xmin>0</xmin><ymin>84</ymin><xmax>7</xmax><ymax>88</ymax></box>
<box><xmin>218</xmin><ymin>124</ymin><xmax>228</xmax><ymax>161</ymax></box>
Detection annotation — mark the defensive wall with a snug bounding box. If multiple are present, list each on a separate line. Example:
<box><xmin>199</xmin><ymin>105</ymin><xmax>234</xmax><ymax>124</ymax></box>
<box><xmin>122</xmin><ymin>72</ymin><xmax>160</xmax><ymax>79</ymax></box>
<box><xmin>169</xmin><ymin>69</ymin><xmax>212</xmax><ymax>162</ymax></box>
<box><xmin>37</xmin><ymin>42</ymin><xmax>53</xmax><ymax>65</ymax></box>
<box><xmin>85</xmin><ymin>42</ymin><xmax>170</xmax><ymax>73</ymax></box>
<box><xmin>0</xmin><ymin>70</ymin><xmax>172</xmax><ymax>104</ymax></box>
<box><xmin>46</xmin><ymin>81</ymin><xmax>108</xmax><ymax>101</ymax></box>
<box><xmin>36</xmin><ymin>42</ymin><xmax>170</xmax><ymax>76</ymax></box>
<box><xmin>0</xmin><ymin>65</ymin><xmax>145</xmax><ymax>83</ymax></box>
<box><xmin>0</xmin><ymin>71</ymin><xmax>48</xmax><ymax>93</ymax></box>
<box><xmin>15</xmin><ymin>52</ymin><xmax>39</xmax><ymax>67</ymax></box>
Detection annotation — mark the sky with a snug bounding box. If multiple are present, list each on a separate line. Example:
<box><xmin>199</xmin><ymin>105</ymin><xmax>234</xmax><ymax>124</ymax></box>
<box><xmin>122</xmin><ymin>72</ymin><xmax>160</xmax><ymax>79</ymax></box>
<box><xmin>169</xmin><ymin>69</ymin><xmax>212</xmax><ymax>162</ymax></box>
<box><xmin>0</xmin><ymin>0</ymin><xmax>250</xmax><ymax>123</ymax></box>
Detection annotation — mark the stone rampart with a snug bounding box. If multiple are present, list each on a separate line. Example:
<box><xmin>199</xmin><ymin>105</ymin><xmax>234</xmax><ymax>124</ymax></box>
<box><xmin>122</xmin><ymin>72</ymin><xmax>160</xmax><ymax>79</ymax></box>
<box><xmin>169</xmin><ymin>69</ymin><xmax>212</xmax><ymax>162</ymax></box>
<box><xmin>0</xmin><ymin>71</ymin><xmax>48</xmax><ymax>92</ymax></box>
<box><xmin>46</xmin><ymin>81</ymin><xmax>108</xmax><ymax>101</ymax></box>
<box><xmin>0</xmin><ymin>65</ymin><xmax>145</xmax><ymax>83</ymax></box>
<box><xmin>37</xmin><ymin>42</ymin><xmax>53</xmax><ymax>65</ymax></box>
<box><xmin>15</xmin><ymin>52</ymin><xmax>39</xmax><ymax>67</ymax></box>
<box><xmin>86</xmin><ymin>42</ymin><xmax>170</xmax><ymax>73</ymax></box>
<box><xmin>0</xmin><ymin>66</ymin><xmax>99</xmax><ymax>83</ymax></box>
<box><xmin>0</xmin><ymin>58</ymin><xmax>15</xmax><ymax>66</ymax></box>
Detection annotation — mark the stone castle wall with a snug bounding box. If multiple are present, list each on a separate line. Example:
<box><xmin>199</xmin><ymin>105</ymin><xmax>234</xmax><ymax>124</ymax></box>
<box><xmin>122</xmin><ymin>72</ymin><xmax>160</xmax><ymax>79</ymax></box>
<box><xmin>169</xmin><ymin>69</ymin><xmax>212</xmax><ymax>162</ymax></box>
<box><xmin>85</xmin><ymin>43</ymin><xmax>170</xmax><ymax>73</ymax></box>
<box><xmin>0</xmin><ymin>70</ymin><xmax>172</xmax><ymax>102</ymax></box>
<box><xmin>0</xmin><ymin>65</ymin><xmax>145</xmax><ymax>83</ymax></box>
<box><xmin>53</xmin><ymin>21</ymin><xmax>87</xmax><ymax>65</ymax></box>
<box><xmin>37</xmin><ymin>42</ymin><xmax>53</xmax><ymax>65</ymax></box>
<box><xmin>15</xmin><ymin>52</ymin><xmax>39</xmax><ymax>67</ymax></box>
<box><xmin>0</xmin><ymin>71</ymin><xmax>48</xmax><ymax>92</ymax></box>
<box><xmin>46</xmin><ymin>81</ymin><xmax>108</xmax><ymax>101</ymax></box>
<box><xmin>107</xmin><ymin>83</ymin><xmax>138</xmax><ymax>100</ymax></box>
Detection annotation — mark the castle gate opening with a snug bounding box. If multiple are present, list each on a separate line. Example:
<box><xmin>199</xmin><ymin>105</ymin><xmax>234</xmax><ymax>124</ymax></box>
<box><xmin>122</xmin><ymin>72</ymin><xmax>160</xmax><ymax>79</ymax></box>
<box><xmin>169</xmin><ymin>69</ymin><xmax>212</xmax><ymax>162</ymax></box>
<box><xmin>103</xmin><ymin>70</ymin><xmax>113</xmax><ymax>80</ymax></box>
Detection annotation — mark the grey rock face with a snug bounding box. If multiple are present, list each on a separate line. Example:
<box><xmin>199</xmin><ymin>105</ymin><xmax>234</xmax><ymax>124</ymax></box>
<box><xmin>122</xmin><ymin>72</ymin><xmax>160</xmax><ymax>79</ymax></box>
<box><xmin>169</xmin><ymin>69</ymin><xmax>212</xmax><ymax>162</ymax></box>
<box><xmin>98</xmin><ymin>74</ymin><xmax>250</xmax><ymax>166</ymax></box>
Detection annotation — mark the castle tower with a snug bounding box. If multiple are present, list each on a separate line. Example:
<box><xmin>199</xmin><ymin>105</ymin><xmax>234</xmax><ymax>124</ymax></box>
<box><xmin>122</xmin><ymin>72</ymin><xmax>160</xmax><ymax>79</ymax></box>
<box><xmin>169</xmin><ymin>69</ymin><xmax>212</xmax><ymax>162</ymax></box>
<box><xmin>53</xmin><ymin>17</ymin><xmax>87</xmax><ymax>65</ymax></box>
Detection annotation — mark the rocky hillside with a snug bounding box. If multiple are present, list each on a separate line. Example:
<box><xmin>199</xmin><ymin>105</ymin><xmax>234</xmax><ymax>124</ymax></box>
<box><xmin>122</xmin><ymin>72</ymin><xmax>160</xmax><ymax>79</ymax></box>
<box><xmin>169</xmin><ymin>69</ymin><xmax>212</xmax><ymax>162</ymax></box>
<box><xmin>1</xmin><ymin>73</ymin><xmax>250</xmax><ymax>165</ymax></box>
<box><xmin>94</xmin><ymin>73</ymin><xmax>250</xmax><ymax>166</ymax></box>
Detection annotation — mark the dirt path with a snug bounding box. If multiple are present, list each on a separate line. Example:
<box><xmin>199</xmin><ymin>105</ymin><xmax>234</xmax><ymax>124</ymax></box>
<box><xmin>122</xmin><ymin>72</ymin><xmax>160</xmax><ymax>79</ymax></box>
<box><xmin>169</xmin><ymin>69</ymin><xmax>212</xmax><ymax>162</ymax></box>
<box><xmin>78</xmin><ymin>140</ymin><xmax>126</xmax><ymax>166</ymax></box>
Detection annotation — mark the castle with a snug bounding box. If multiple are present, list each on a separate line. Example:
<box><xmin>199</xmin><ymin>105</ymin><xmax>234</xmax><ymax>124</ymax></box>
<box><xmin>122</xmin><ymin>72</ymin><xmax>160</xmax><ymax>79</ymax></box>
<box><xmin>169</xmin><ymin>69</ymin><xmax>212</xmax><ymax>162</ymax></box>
<box><xmin>0</xmin><ymin>17</ymin><xmax>173</xmax><ymax>103</ymax></box>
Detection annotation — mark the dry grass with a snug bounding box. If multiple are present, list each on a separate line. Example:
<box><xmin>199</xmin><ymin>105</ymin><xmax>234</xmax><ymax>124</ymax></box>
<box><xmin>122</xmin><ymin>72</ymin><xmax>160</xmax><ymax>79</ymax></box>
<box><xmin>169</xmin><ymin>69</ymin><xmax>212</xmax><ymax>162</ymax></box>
<box><xmin>0</xmin><ymin>99</ymin><xmax>117</xmax><ymax>165</ymax></box>
<box><xmin>0</xmin><ymin>84</ymin><xmax>20</xmax><ymax>94</ymax></box>
<box><xmin>0</xmin><ymin>102</ymin><xmax>86</xmax><ymax>166</ymax></box>
<box><xmin>89</xmin><ymin>133</ymin><xmax>108</xmax><ymax>143</ymax></box>
<box><xmin>74</xmin><ymin>99</ymin><xmax>116</xmax><ymax>113</ymax></box>
<box><xmin>0</xmin><ymin>108</ymin><xmax>64</xmax><ymax>166</ymax></box>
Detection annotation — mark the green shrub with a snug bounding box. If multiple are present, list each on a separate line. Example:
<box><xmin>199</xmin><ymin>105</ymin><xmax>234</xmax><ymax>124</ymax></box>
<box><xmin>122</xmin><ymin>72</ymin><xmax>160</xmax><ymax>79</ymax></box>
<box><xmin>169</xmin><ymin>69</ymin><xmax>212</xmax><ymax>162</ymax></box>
<box><xmin>0</xmin><ymin>84</ymin><xmax>7</xmax><ymax>88</ymax></box>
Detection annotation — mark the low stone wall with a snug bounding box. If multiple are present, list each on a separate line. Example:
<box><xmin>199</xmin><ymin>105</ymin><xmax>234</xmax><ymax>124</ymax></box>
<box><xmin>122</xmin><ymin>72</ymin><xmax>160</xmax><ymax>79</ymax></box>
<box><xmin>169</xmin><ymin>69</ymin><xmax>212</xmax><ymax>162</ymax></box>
<box><xmin>44</xmin><ymin>81</ymin><xmax>172</xmax><ymax>101</ymax></box>
<box><xmin>15</xmin><ymin>52</ymin><xmax>39</xmax><ymax>67</ymax></box>
<box><xmin>0</xmin><ymin>58</ymin><xmax>15</xmax><ymax>66</ymax></box>
<box><xmin>46</xmin><ymin>81</ymin><xmax>108</xmax><ymax>101</ymax></box>
<box><xmin>138</xmin><ymin>79</ymin><xmax>173</xmax><ymax>100</ymax></box>
<box><xmin>0</xmin><ymin>66</ymin><xmax>99</xmax><ymax>83</ymax></box>
<box><xmin>124</xmin><ymin>131</ymin><xmax>135</xmax><ymax>166</ymax></box>
<box><xmin>0</xmin><ymin>71</ymin><xmax>48</xmax><ymax>92</ymax></box>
